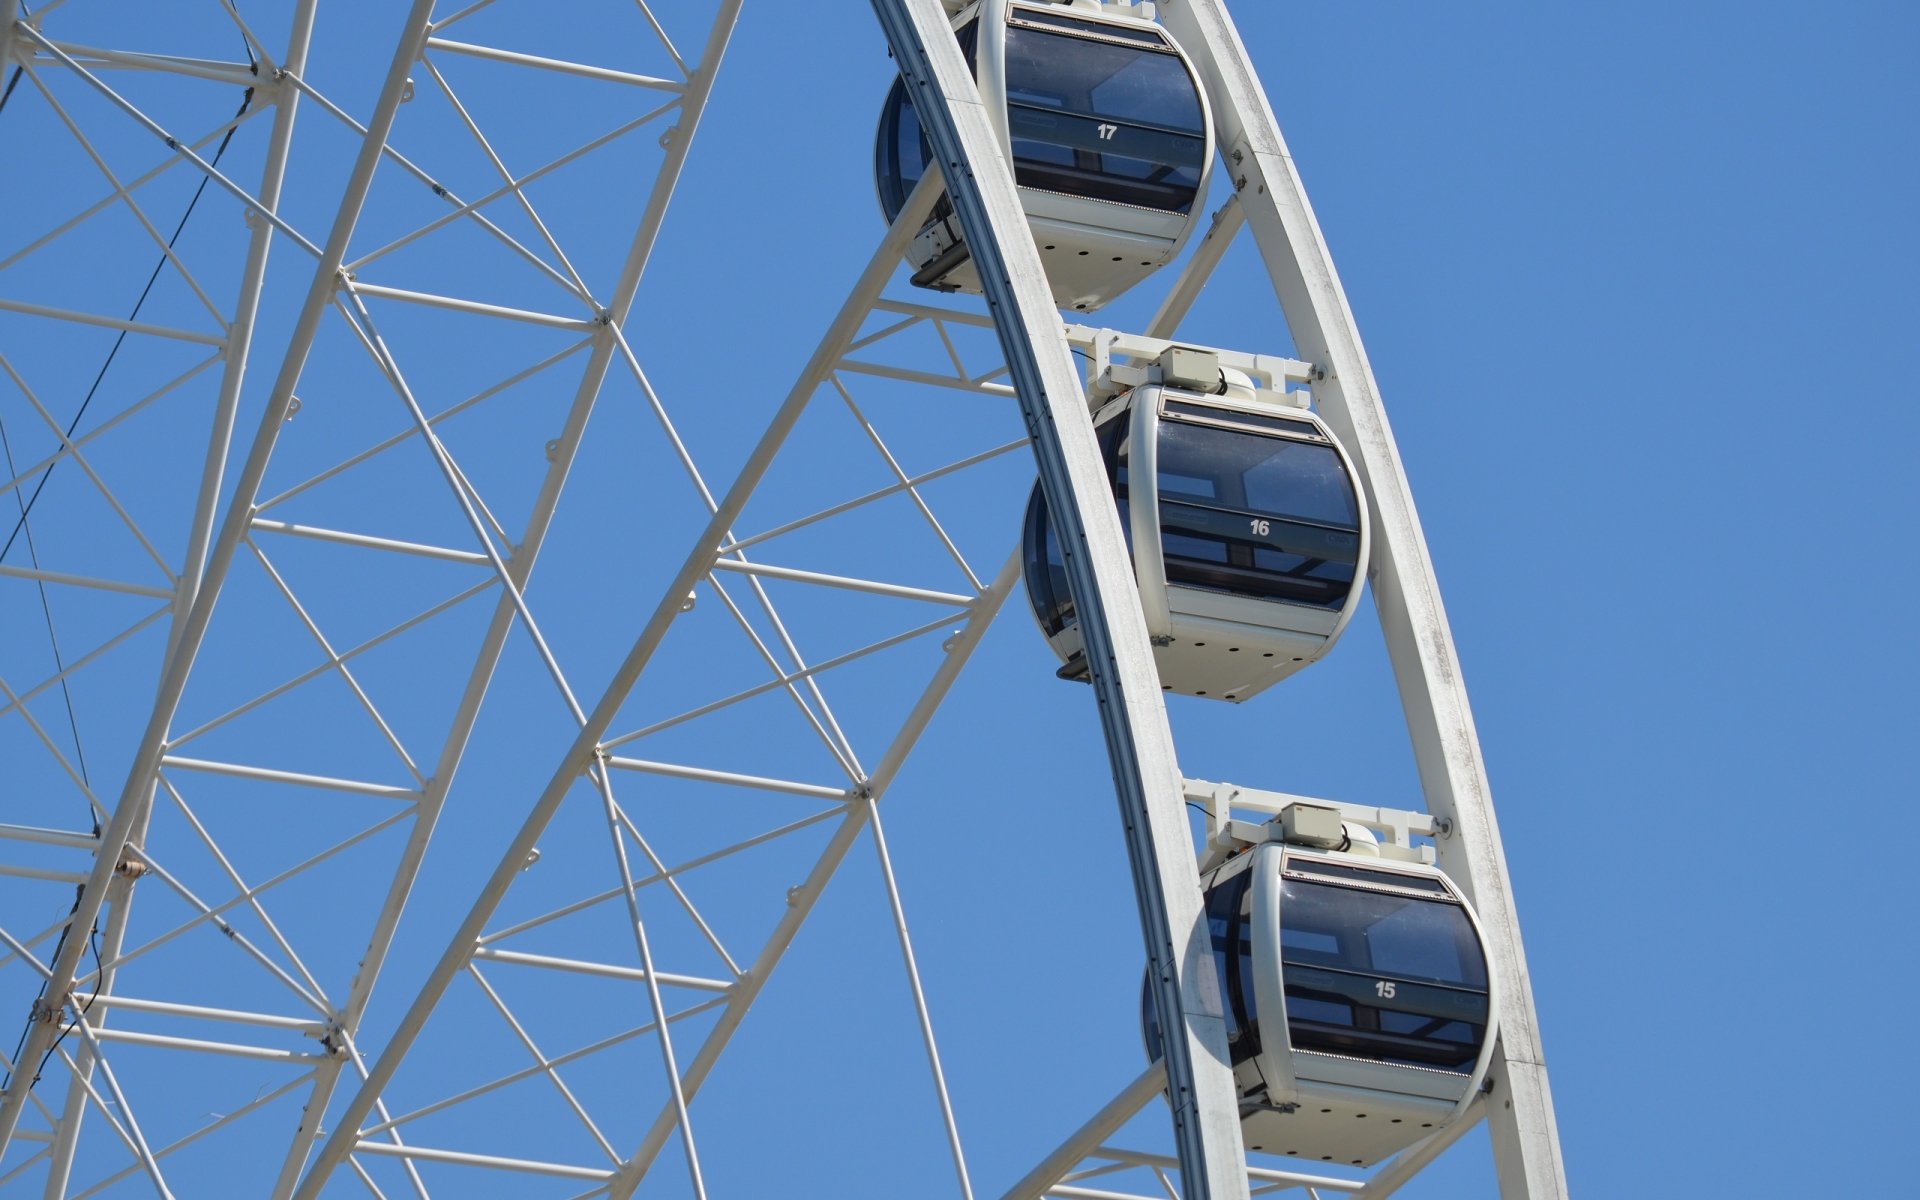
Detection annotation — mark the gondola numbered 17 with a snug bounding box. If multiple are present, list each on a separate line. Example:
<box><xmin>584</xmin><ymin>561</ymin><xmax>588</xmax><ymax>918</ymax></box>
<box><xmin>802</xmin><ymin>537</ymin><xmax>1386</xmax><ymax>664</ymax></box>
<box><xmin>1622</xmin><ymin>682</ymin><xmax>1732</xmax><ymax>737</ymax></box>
<box><xmin>1144</xmin><ymin>793</ymin><xmax>1501</xmax><ymax>1167</ymax></box>
<box><xmin>874</xmin><ymin>0</ymin><xmax>1215</xmax><ymax>311</ymax></box>
<box><xmin>1024</xmin><ymin>329</ymin><xmax>1372</xmax><ymax>702</ymax></box>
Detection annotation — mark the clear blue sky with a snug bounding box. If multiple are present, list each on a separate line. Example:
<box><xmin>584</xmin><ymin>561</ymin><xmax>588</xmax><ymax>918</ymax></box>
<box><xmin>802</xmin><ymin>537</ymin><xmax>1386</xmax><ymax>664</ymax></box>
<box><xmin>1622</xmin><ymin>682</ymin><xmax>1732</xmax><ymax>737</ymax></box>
<box><xmin>1</xmin><ymin>1</ymin><xmax>1914</xmax><ymax>1196</ymax></box>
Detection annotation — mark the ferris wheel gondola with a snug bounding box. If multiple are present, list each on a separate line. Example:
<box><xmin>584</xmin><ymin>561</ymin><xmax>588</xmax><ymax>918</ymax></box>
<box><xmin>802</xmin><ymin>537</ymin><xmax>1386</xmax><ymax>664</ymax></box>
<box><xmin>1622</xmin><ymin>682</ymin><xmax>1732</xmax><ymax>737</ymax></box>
<box><xmin>874</xmin><ymin>0</ymin><xmax>1215</xmax><ymax>311</ymax></box>
<box><xmin>1143</xmin><ymin>827</ymin><xmax>1499</xmax><ymax>1167</ymax></box>
<box><xmin>1022</xmin><ymin>355</ymin><xmax>1370</xmax><ymax>702</ymax></box>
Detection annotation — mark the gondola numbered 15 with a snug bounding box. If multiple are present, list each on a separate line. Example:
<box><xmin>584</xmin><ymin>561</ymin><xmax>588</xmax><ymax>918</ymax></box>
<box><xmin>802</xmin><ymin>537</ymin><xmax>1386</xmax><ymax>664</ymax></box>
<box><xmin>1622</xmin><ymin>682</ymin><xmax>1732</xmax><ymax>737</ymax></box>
<box><xmin>1025</xmin><ymin>330</ymin><xmax>1371</xmax><ymax>702</ymax></box>
<box><xmin>1144</xmin><ymin>799</ymin><xmax>1500</xmax><ymax>1167</ymax></box>
<box><xmin>874</xmin><ymin>0</ymin><xmax>1214</xmax><ymax>311</ymax></box>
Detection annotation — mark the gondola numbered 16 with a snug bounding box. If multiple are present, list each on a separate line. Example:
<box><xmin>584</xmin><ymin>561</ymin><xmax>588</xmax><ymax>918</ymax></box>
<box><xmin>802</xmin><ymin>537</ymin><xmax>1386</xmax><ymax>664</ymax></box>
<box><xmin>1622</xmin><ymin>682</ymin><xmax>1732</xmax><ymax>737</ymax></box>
<box><xmin>1143</xmin><ymin>798</ymin><xmax>1500</xmax><ymax>1168</ymax></box>
<box><xmin>875</xmin><ymin>0</ymin><xmax>1215</xmax><ymax>311</ymax></box>
<box><xmin>1024</xmin><ymin>330</ymin><xmax>1371</xmax><ymax>702</ymax></box>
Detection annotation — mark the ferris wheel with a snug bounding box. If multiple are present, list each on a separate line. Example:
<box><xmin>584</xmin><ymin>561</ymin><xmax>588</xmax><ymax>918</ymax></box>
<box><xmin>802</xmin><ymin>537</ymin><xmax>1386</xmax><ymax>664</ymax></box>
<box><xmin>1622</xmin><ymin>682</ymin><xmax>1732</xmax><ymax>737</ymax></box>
<box><xmin>0</xmin><ymin>1</ymin><xmax>1568</xmax><ymax>1197</ymax></box>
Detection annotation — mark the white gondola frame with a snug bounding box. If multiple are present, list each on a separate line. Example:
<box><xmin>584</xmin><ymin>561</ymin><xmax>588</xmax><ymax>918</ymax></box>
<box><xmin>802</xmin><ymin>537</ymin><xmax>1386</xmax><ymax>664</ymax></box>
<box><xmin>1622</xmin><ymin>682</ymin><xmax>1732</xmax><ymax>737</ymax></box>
<box><xmin>1238</xmin><ymin>841</ymin><xmax>1502</xmax><ymax>1165</ymax></box>
<box><xmin>1034</xmin><ymin>379</ymin><xmax>1372</xmax><ymax>701</ymax></box>
<box><xmin>879</xmin><ymin>0</ymin><xmax>1218</xmax><ymax>310</ymax></box>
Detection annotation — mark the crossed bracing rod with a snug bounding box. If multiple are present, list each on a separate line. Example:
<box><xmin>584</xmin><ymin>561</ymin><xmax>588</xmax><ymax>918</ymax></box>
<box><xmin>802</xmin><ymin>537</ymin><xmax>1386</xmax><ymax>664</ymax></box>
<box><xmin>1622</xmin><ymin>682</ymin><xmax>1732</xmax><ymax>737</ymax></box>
<box><xmin>0</xmin><ymin>0</ymin><xmax>748</xmax><ymax>1193</ymax></box>
<box><xmin>284</xmin><ymin>160</ymin><xmax>994</xmax><ymax>1200</ymax></box>
<box><xmin>0</xmin><ymin>0</ymin><xmax>345</xmax><ymax>1171</ymax></box>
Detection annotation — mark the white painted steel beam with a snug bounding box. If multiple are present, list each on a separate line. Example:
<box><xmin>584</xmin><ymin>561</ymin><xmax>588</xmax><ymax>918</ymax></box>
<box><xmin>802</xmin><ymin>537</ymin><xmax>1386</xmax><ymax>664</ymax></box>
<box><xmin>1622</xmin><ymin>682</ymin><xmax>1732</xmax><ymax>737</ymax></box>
<box><xmin>284</xmin><ymin>7</ymin><xmax>763</xmax><ymax>1196</ymax></box>
<box><xmin>0</xmin><ymin>564</ymin><xmax>172</xmax><ymax>599</ymax></box>
<box><xmin>0</xmin><ymin>826</ymin><xmax>97</xmax><ymax>852</ymax></box>
<box><xmin>421</xmin><ymin>38</ymin><xmax>685</xmax><ymax>93</ymax></box>
<box><xmin>0</xmin><ymin>297</ymin><xmax>223</xmax><ymax>346</ymax></box>
<box><xmin>14</xmin><ymin>1</ymin><xmax>319</xmax><ymax>1184</ymax></box>
<box><xmin>610</xmin><ymin>557</ymin><xmax>1025</xmax><ymax>1195</ymax></box>
<box><xmin>30</xmin><ymin>41</ymin><xmax>263</xmax><ymax>89</ymax></box>
<box><xmin>1155</xmin><ymin>2</ymin><xmax>1569</xmax><ymax>1196</ymax></box>
<box><xmin>0</xmin><ymin>0</ymin><xmax>439</xmax><ymax>1156</ymax></box>
<box><xmin>15</xmin><ymin>23</ymin><xmax>322</xmax><ymax>260</ymax></box>
<box><xmin>269</xmin><ymin>2</ymin><xmax>750</xmax><ymax>1179</ymax></box>
<box><xmin>866</xmin><ymin>2</ymin><xmax>1249</xmax><ymax>1197</ymax></box>
<box><xmin>350</xmin><ymin>1140</ymin><xmax>614</xmax><ymax>1182</ymax></box>
<box><xmin>468</xmin><ymin>949</ymin><xmax>734</xmax><ymax>993</ymax></box>
<box><xmin>708</xmin><ymin>557</ymin><xmax>977</xmax><ymax>607</ymax></box>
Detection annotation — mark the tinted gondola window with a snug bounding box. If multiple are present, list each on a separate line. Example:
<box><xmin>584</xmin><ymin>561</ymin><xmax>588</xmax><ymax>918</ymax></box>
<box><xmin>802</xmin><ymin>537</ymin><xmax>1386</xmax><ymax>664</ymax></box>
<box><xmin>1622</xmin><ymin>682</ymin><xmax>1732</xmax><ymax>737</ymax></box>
<box><xmin>1155</xmin><ymin>417</ymin><xmax>1362</xmax><ymax>609</ymax></box>
<box><xmin>1144</xmin><ymin>867</ymin><xmax>1259</xmax><ymax>1068</ymax></box>
<box><xmin>1021</xmin><ymin>485</ymin><xmax>1073</xmax><ymax>637</ymax></box>
<box><xmin>1278</xmin><ymin>876</ymin><xmax>1489</xmax><ymax>1071</ymax></box>
<box><xmin>876</xmin><ymin>77</ymin><xmax>928</xmax><ymax>223</ymax></box>
<box><xmin>1022</xmin><ymin>417</ymin><xmax>1129</xmax><ymax>637</ymax></box>
<box><xmin>1002</xmin><ymin>22</ymin><xmax>1206</xmax><ymax>212</ymax></box>
<box><xmin>875</xmin><ymin>25</ymin><xmax>980</xmax><ymax>222</ymax></box>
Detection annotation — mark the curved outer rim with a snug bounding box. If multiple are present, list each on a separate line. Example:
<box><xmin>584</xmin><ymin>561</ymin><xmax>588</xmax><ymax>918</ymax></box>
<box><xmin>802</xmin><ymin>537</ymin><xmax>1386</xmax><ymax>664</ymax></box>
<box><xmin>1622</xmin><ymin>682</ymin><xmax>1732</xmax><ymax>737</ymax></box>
<box><xmin>871</xmin><ymin>0</ymin><xmax>1219</xmax><ymax>287</ymax></box>
<box><xmin>1252</xmin><ymin>844</ymin><xmax>1502</xmax><ymax>1126</ymax></box>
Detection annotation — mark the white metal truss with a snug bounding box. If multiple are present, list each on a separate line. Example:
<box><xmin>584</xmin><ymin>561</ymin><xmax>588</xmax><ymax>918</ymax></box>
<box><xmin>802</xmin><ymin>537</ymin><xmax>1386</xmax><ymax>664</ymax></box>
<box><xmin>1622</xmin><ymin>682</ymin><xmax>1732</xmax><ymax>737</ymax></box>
<box><xmin>0</xmin><ymin>1</ymin><xmax>1566</xmax><ymax>1198</ymax></box>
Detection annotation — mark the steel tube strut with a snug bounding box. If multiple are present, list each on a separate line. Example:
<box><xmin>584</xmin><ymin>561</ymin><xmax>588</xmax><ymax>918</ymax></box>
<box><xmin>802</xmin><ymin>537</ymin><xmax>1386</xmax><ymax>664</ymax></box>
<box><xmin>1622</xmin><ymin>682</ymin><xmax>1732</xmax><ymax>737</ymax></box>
<box><xmin>867</xmin><ymin>2</ymin><xmax>1248</xmax><ymax>1198</ymax></box>
<box><xmin>0</xmin><ymin>0</ymin><xmax>441</xmax><ymax>1155</ymax></box>
<box><xmin>295</xmin><ymin>188</ymin><xmax>896</xmax><ymax>1192</ymax></box>
<box><xmin>1155</xmin><ymin>2</ymin><xmax>1569</xmax><ymax>1196</ymax></box>
<box><xmin>275</xmin><ymin>7</ymin><xmax>748</xmax><ymax>1194</ymax></box>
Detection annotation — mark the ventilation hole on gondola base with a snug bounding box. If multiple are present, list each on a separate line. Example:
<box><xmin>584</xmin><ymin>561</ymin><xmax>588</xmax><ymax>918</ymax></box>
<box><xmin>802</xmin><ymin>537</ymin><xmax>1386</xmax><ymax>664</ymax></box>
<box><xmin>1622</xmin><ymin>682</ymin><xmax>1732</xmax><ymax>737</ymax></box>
<box><xmin>1193</xmin><ymin>641</ymin><xmax>1205</xmax><ymax>646</ymax></box>
<box><xmin>1292</xmin><ymin>656</ymin><xmax>1304</xmax><ymax>662</ymax></box>
<box><xmin>1391</xmin><ymin>1118</ymin><xmax>1403</xmax><ymax>1124</ymax></box>
<box><xmin>1285</xmin><ymin>1151</ymin><xmax>1298</xmax><ymax>1157</ymax></box>
<box><xmin>1321</xmin><ymin>1156</ymin><xmax>1333</xmax><ymax>1162</ymax></box>
<box><xmin>1077</xmin><ymin>250</ymin><xmax>1089</xmax><ymax>255</ymax></box>
<box><xmin>1320</xmin><ymin>1109</ymin><xmax>1332</xmax><ymax>1114</ymax></box>
<box><xmin>1224</xmin><ymin>694</ymin><xmax>1236</xmax><ymax>700</ymax></box>
<box><xmin>1352</xmin><ymin>1160</ymin><xmax>1364</xmax><ymax>1166</ymax></box>
<box><xmin>1111</xmin><ymin>255</ymin><xmax>1123</xmax><ymax>261</ymax></box>
<box><xmin>1195</xmin><ymin>690</ymin><xmax>1207</xmax><ymax>695</ymax></box>
<box><xmin>1421</xmin><ymin>1123</ymin><xmax>1434</xmax><ymax>1128</ymax></box>
<box><xmin>1043</xmin><ymin>244</ymin><xmax>1056</xmax><ymax>250</ymax></box>
<box><xmin>1228</xmin><ymin>646</ymin><xmax>1240</xmax><ymax>652</ymax></box>
<box><xmin>1162</xmin><ymin>684</ymin><xmax>1172</xmax><ymax>690</ymax></box>
<box><xmin>1262</xmin><ymin>652</ymin><xmax>1275</xmax><ymax>657</ymax></box>
<box><xmin>1355</xmin><ymin>1113</ymin><xmax>1367</xmax><ymax>1119</ymax></box>
<box><xmin>1139</xmin><ymin>260</ymin><xmax>1152</xmax><ymax>266</ymax></box>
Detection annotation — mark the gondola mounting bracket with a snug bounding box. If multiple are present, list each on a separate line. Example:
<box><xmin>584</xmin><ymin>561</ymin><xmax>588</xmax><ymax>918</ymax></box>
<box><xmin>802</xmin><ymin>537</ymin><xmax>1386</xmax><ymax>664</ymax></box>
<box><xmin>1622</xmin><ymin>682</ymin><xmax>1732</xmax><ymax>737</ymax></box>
<box><xmin>1064</xmin><ymin>326</ymin><xmax>1312</xmax><ymax>409</ymax></box>
<box><xmin>1277</xmin><ymin>802</ymin><xmax>1346</xmax><ymax>849</ymax></box>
